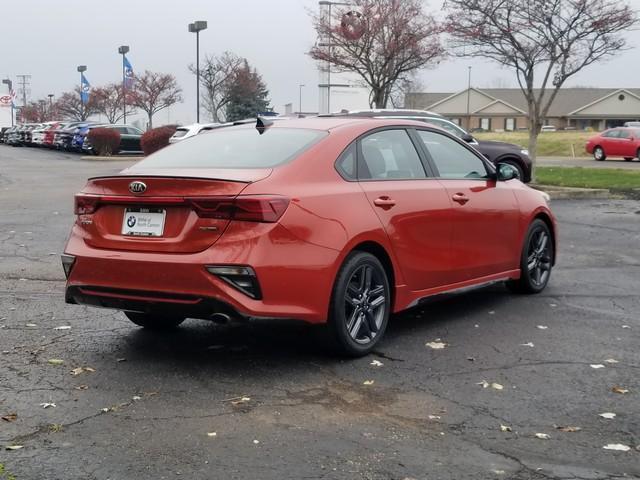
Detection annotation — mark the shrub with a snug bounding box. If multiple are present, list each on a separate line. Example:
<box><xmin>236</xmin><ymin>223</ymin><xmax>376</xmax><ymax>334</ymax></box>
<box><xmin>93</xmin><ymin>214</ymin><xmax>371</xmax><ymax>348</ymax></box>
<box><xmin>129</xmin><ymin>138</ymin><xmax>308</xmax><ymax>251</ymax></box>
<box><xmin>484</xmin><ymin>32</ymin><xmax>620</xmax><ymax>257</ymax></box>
<box><xmin>140</xmin><ymin>125</ymin><xmax>177</xmax><ymax>156</ymax></box>
<box><xmin>87</xmin><ymin>128</ymin><xmax>121</xmax><ymax>156</ymax></box>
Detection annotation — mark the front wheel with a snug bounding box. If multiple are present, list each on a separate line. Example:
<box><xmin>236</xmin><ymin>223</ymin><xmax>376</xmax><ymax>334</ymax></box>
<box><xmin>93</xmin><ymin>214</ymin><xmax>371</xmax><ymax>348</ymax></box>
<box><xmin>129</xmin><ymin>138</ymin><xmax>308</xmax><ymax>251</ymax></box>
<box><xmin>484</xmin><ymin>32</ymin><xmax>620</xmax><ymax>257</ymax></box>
<box><xmin>624</xmin><ymin>157</ymin><xmax>633</xmax><ymax>162</ymax></box>
<box><xmin>124</xmin><ymin>312</ymin><xmax>185</xmax><ymax>330</ymax></box>
<box><xmin>507</xmin><ymin>219</ymin><xmax>554</xmax><ymax>294</ymax></box>
<box><xmin>593</xmin><ymin>146</ymin><xmax>606</xmax><ymax>161</ymax></box>
<box><xmin>328</xmin><ymin>252</ymin><xmax>391</xmax><ymax>357</ymax></box>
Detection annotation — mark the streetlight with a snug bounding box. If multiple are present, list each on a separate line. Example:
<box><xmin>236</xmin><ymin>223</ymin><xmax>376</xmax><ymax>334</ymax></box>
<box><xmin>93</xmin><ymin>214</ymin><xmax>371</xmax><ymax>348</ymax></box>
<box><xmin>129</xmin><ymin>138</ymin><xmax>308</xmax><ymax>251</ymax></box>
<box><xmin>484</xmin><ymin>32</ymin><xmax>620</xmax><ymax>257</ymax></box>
<box><xmin>188</xmin><ymin>20</ymin><xmax>207</xmax><ymax>123</ymax></box>
<box><xmin>299</xmin><ymin>84</ymin><xmax>305</xmax><ymax>115</ymax></box>
<box><xmin>118</xmin><ymin>45</ymin><xmax>130</xmax><ymax>124</ymax></box>
<box><xmin>48</xmin><ymin>94</ymin><xmax>54</xmax><ymax>119</ymax></box>
<box><xmin>2</xmin><ymin>78</ymin><xmax>13</xmax><ymax>126</ymax></box>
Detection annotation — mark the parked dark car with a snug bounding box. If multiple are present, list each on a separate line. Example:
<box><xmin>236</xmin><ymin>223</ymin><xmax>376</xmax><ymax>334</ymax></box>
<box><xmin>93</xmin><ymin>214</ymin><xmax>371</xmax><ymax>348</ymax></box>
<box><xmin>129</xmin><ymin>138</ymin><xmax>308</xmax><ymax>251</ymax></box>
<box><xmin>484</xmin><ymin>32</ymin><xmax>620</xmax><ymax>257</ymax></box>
<box><xmin>53</xmin><ymin>122</ymin><xmax>92</xmax><ymax>150</ymax></box>
<box><xmin>0</xmin><ymin>127</ymin><xmax>9</xmax><ymax>143</ymax></box>
<box><xmin>325</xmin><ymin>110</ymin><xmax>533</xmax><ymax>182</ymax></box>
<box><xmin>82</xmin><ymin>125</ymin><xmax>143</xmax><ymax>155</ymax></box>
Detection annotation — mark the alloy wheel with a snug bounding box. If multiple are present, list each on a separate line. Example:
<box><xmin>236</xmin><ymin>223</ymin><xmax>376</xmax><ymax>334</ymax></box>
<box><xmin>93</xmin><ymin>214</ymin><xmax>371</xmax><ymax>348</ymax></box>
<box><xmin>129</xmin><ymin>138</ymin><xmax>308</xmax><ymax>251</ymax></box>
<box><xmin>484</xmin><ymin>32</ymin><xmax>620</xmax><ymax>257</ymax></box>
<box><xmin>527</xmin><ymin>229</ymin><xmax>552</xmax><ymax>288</ymax></box>
<box><xmin>343</xmin><ymin>264</ymin><xmax>387</xmax><ymax>345</ymax></box>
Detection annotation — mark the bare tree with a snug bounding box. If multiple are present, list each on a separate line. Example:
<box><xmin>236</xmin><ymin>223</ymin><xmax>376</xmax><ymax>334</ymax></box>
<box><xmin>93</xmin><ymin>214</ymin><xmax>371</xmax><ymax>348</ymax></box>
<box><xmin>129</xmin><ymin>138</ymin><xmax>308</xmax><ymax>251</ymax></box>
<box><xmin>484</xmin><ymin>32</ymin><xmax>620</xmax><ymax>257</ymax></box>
<box><xmin>20</xmin><ymin>100</ymin><xmax>49</xmax><ymax>123</ymax></box>
<box><xmin>189</xmin><ymin>52</ymin><xmax>244</xmax><ymax>123</ymax></box>
<box><xmin>54</xmin><ymin>87</ymin><xmax>100</xmax><ymax>121</ymax></box>
<box><xmin>129</xmin><ymin>71</ymin><xmax>182</xmax><ymax>129</ymax></box>
<box><xmin>445</xmin><ymin>0</ymin><xmax>638</xmax><ymax>168</ymax></box>
<box><xmin>93</xmin><ymin>83</ymin><xmax>136</xmax><ymax>124</ymax></box>
<box><xmin>389</xmin><ymin>74</ymin><xmax>425</xmax><ymax>108</ymax></box>
<box><xmin>309</xmin><ymin>0</ymin><xmax>444</xmax><ymax>109</ymax></box>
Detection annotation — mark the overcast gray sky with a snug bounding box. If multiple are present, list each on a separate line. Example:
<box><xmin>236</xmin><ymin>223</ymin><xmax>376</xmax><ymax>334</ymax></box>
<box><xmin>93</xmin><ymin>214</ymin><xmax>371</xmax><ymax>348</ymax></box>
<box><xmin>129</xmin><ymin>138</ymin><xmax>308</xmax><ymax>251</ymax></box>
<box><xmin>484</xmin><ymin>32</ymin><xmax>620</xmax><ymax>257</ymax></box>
<box><xmin>2</xmin><ymin>0</ymin><xmax>640</xmax><ymax>125</ymax></box>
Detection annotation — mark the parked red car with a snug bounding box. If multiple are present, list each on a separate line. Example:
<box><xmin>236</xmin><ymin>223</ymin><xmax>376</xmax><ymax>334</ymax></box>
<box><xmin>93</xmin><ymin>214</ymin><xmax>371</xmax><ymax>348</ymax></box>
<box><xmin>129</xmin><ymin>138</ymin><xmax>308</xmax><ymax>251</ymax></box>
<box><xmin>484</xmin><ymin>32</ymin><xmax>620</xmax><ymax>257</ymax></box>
<box><xmin>585</xmin><ymin>127</ymin><xmax>640</xmax><ymax>161</ymax></box>
<box><xmin>62</xmin><ymin>117</ymin><xmax>557</xmax><ymax>356</ymax></box>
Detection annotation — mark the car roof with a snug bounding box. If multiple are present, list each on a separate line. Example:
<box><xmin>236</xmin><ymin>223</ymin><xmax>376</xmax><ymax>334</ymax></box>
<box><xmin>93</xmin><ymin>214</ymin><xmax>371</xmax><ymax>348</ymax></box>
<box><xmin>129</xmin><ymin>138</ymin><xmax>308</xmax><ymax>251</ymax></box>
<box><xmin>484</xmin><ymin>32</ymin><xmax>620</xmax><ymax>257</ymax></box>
<box><xmin>222</xmin><ymin>116</ymin><xmax>434</xmax><ymax>132</ymax></box>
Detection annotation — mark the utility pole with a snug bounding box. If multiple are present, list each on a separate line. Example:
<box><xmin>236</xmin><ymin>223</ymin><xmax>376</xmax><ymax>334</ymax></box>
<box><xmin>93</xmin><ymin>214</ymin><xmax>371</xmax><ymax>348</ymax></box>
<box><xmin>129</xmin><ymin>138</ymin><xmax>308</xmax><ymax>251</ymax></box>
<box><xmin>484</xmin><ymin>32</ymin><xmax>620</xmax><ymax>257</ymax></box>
<box><xmin>16</xmin><ymin>74</ymin><xmax>31</xmax><ymax>108</ymax></box>
<box><xmin>466</xmin><ymin>66</ymin><xmax>472</xmax><ymax>130</ymax></box>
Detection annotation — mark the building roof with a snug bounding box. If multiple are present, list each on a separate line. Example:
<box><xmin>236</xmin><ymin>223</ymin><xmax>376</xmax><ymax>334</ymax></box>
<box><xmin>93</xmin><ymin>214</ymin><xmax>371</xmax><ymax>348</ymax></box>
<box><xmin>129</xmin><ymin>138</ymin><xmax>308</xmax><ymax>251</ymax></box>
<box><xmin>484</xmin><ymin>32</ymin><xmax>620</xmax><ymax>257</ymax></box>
<box><xmin>407</xmin><ymin>88</ymin><xmax>640</xmax><ymax>117</ymax></box>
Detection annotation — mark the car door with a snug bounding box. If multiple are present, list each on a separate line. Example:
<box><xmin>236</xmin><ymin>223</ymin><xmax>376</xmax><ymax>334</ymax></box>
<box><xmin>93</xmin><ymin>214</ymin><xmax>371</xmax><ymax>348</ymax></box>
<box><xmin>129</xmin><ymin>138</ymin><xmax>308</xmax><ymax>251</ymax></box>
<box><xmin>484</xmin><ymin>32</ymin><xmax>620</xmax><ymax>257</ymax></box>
<box><xmin>355</xmin><ymin>128</ymin><xmax>454</xmax><ymax>291</ymax></box>
<box><xmin>615</xmin><ymin>129</ymin><xmax>635</xmax><ymax>157</ymax></box>
<box><xmin>415</xmin><ymin>129</ymin><xmax>521</xmax><ymax>283</ymax></box>
<box><xmin>600</xmin><ymin>129</ymin><xmax>620</xmax><ymax>155</ymax></box>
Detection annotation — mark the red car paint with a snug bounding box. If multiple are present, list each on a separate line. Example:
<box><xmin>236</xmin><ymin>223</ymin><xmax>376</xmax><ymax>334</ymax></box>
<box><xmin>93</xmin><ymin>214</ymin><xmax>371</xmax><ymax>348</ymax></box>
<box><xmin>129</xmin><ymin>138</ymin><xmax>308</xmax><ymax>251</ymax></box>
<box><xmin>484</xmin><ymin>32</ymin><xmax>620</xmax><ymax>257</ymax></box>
<box><xmin>585</xmin><ymin>127</ymin><xmax>640</xmax><ymax>161</ymax></box>
<box><xmin>63</xmin><ymin>117</ymin><xmax>556</xmax><ymax>324</ymax></box>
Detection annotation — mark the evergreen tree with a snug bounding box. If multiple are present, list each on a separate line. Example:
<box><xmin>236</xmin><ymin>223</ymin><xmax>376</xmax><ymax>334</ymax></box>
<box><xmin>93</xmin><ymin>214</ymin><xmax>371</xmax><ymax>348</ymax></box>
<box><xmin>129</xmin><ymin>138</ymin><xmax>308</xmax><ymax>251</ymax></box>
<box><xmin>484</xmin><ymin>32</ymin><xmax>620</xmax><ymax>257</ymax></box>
<box><xmin>225</xmin><ymin>60</ymin><xmax>270</xmax><ymax>122</ymax></box>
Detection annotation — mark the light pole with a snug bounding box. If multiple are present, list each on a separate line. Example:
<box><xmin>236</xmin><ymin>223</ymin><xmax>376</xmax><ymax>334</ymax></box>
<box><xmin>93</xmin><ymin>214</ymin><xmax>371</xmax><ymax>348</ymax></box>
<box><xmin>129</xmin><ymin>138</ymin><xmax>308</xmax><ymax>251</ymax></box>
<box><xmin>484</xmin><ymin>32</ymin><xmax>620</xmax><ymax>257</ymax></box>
<box><xmin>2</xmin><ymin>79</ymin><xmax>13</xmax><ymax>126</ymax></box>
<box><xmin>118</xmin><ymin>45</ymin><xmax>130</xmax><ymax>124</ymax></box>
<box><xmin>466</xmin><ymin>66</ymin><xmax>472</xmax><ymax>130</ymax></box>
<box><xmin>48</xmin><ymin>94</ymin><xmax>54</xmax><ymax>119</ymax></box>
<box><xmin>188</xmin><ymin>21</ymin><xmax>207</xmax><ymax>123</ymax></box>
<box><xmin>299</xmin><ymin>84</ymin><xmax>305</xmax><ymax>114</ymax></box>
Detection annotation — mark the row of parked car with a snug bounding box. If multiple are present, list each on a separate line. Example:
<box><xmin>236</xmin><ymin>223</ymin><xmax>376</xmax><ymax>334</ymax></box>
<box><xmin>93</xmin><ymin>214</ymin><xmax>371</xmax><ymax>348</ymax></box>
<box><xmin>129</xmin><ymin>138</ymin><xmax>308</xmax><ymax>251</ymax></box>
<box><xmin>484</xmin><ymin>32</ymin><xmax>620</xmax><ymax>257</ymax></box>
<box><xmin>0</xmin><ymin>122</ymin><xmax>144</xmax><ymax>154</ymax></box>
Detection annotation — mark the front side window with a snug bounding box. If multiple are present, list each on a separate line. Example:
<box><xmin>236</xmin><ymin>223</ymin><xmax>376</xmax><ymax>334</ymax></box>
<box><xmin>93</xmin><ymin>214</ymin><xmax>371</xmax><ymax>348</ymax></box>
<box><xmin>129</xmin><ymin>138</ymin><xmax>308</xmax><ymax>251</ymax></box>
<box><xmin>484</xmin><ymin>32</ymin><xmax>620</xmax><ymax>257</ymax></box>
<box><xmin>358</xmin><ymin>129</ymin><xmax>426</xmax><ymax>180</ymax></box>
<box><xmin>417</xmin><ymin>130</ymin><xmax>489</xmax><ymax>180</ymax></box>
<box><xmin>602</xmin><ymin>129</ymin><xmax>620</xmax><ymax>138</ymax></box>
<box><xmin>617</xmin><ymin>129</ymin><xmax>630</xmax><ymax>139</ymax></box>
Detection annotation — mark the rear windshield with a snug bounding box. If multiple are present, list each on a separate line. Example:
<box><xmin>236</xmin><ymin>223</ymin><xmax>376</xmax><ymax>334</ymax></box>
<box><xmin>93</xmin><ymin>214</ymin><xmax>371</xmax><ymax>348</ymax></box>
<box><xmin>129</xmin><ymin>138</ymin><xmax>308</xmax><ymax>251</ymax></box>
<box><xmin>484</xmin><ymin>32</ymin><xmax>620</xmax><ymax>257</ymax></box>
<box><xmin>135</xmin><ymin>127</ymin><xmax>327</xmax><ymax>169</ymax></box>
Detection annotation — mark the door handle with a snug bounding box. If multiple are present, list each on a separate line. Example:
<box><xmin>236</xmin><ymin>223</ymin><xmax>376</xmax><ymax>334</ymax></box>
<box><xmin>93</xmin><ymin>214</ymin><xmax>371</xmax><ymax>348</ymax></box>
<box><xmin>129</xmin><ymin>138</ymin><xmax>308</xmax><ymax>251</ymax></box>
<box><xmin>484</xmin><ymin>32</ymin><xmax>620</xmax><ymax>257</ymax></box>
<box><xmin>452</xmin><ymin>193</ymin><xmax>469</xmax><ymax>205</ymax></box>
<box><xmin>374</xmin><ymin>196</ymin><xmax>396</xmax><ymax>208</ymax></box>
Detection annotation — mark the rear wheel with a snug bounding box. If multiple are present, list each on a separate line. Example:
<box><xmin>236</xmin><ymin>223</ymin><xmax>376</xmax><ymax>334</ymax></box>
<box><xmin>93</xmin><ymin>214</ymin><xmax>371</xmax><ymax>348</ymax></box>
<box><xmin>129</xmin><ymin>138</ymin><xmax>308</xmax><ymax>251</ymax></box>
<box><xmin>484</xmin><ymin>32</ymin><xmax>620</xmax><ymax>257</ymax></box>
<box><xmin>507</xmin><ymin>219</ymin><xmax>553</xmax><ymax>294</ymax></box>
<box><xmin>328</xmin><ymin>252</ymin><xmax>391</xmax><ymax>357</ymax></box>
<box><xmin>593</xmin><ymin>146</ymin><xmax>606</xmax><ymax>161</ymax></box>
<box><xmin>624</xmin><ymin>157</ymin><xmax>633</xmax><ymax>162</ymax></box>
<box><xmin>124</xmin><ymin>312</ymin><xmax>185</xmax><ymax>330</ymax></box>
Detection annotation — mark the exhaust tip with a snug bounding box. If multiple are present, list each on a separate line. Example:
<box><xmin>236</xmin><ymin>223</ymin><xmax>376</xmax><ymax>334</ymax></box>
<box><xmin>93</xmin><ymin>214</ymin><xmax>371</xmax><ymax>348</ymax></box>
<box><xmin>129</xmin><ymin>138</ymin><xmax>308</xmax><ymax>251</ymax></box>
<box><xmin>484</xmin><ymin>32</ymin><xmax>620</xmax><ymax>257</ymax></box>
<box><xmin>210</xmin><ymin>313</ymin><xmax>231</xmax><ymax>324</ymax></box>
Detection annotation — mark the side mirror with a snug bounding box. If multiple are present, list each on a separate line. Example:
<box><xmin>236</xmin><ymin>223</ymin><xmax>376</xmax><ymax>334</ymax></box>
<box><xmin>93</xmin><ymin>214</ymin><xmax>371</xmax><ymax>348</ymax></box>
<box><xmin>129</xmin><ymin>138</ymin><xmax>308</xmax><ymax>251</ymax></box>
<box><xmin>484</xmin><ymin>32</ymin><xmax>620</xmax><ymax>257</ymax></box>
<box><xmin>497</xmin><ymin>163</ymin><xmax>518</xmax><ymax>181</ymax></box>
<box><xmin>461</xmin><ymin>133</ymin><xmax>474</xmax><ymax>143</ymax></box>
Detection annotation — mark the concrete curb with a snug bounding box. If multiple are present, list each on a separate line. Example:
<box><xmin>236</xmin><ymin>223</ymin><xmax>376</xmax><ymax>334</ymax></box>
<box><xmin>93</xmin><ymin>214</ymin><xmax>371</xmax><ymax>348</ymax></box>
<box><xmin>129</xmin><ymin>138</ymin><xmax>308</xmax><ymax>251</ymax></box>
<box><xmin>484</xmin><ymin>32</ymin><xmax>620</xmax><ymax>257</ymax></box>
<box><xmin>80</xmin><ymin>155</ymin><xmax>143</xmax><ymax>161</ymax></box>
<box><xmin>531</xmin><ymin>184</ymin><xmax>611</xmax><ymax>200</ymax></box>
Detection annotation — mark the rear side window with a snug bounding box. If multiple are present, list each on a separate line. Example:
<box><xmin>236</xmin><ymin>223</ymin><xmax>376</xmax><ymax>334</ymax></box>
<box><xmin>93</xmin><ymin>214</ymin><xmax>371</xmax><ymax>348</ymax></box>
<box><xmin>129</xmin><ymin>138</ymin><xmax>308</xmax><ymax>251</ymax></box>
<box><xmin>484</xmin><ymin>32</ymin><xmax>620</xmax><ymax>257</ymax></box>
<box><xmin>358</xmin><ymin>129</ymin><xmax>426</xmax><ymax>180</ymax></box>
<box><xmin>602</xmin><ymin>130</ymin><xmax>620</xmax><ymax>138</ymax></box>
<box><xmin>417</xmin><ymin>130</ymin><xmax>488</xmax><ymax>180</ymax></box>
<box><xmin>617</xmin><ymin>129</ymin><xmax>631</xmax><ymax>139</ymax></box>
<box><xmin>134</xmin><ymin>128</ymin><xmax>327</xmax><ymax>169</ymax></box>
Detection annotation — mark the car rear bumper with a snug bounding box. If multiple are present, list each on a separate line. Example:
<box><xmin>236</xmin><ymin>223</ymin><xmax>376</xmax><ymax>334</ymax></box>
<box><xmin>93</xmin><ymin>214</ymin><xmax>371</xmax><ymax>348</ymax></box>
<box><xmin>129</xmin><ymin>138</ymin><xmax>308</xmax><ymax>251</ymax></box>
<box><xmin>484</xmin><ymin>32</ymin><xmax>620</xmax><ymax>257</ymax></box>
<box><xmin>63</xmin><ymin>222</ymin><xmax>340</xmax><ymax>324</ymax></box>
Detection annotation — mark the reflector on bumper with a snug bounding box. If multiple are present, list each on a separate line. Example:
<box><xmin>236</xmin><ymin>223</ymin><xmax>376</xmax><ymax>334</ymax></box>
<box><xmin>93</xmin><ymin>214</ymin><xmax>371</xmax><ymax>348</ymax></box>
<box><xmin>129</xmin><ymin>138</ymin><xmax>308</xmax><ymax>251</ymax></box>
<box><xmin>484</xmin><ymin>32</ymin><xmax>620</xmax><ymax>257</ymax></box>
<box><xmin>205</xmin><ymin>265</ymin><xmax>262</xmax><ymax>299</ymax></box>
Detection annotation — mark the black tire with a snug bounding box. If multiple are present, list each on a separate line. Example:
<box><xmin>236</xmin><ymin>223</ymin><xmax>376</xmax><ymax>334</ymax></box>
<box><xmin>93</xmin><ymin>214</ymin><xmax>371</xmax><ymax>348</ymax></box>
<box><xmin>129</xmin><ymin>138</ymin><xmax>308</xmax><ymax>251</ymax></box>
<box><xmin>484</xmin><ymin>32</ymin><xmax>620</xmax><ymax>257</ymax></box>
<box><xmin>624</xmin><ymin>157</ymin><xmax>633</xmax><ymax>162</ymax></box>
<box><xmin>124</xmin><ymin>312</ymin><xmax>185</xmax><ymax>330</ymax></box>
<box><xmin>507</xmin><ymin>219</ymin><xmax>554</xmax><ymax>294</ymax></box>
<box><xmin>593</xmin><ymin>146</ymin><xmax>606</xmax><ymax>161</ymax></box>
<box><xmin>499</xmin><ymin>160</ymin><xmax>524</xmax><ymax>181</ymax></box>
<box><xmin>637</xmin><ymin>148</ymin><xmax>640</xmax><ymax>160</ymax></box>
<box><xmin>328</xmin><ymin>252</ymin><xmax>391</xmax><ymax>357</ymax></box>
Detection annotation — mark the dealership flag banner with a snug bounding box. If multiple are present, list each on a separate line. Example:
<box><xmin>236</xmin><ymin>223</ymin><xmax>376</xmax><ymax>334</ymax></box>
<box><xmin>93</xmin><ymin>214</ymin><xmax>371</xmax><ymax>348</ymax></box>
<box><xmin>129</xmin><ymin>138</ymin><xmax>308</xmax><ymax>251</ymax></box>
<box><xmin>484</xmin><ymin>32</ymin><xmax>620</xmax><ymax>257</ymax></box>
<box><xmin>81</xmin><ymin>73</ymin><xmax>91</xmax><ymax>104</ymax></box>
<box><xmin>124</xmin><ymin>56</ymin><xmax>135</xmax><ymax>88</ymax></box>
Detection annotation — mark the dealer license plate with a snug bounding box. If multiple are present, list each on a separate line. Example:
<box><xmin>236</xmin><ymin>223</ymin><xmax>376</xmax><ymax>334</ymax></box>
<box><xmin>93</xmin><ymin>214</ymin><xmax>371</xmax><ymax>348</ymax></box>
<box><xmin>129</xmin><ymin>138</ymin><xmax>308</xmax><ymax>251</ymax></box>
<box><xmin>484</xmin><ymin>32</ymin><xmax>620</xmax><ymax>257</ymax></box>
<box><xmin>121</xmin><ymin>208</ymin><xmax>166</xmax><ymax>237</ymax></box>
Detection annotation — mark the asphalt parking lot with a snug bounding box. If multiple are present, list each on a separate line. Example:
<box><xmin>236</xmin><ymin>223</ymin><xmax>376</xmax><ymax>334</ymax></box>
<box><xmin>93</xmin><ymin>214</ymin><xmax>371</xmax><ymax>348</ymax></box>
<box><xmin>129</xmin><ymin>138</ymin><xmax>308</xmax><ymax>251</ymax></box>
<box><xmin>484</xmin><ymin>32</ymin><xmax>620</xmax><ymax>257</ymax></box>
<box><xmin>0</xmin><ymin>146</ymin><xmax>639</xmax><ymax>480</ymax></box>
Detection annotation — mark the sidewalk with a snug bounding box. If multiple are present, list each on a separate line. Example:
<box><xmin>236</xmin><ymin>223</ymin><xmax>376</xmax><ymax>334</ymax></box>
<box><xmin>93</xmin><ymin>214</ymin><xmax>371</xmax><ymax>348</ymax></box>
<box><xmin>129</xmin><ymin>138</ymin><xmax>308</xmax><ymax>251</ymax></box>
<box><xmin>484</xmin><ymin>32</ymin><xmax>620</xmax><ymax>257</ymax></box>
<box><xmin>538</xmin><ymin>156</ymin><xmax>640</xmax><ymax>170</ymax></box>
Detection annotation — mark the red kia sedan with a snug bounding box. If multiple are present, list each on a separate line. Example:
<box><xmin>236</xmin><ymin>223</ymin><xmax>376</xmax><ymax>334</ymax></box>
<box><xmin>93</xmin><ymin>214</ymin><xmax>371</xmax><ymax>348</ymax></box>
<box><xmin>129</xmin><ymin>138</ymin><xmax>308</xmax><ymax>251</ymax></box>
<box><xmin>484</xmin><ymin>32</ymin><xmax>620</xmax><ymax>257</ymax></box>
<box><xmin>62</xmin><ymin>117</ymin><xmax>556</xmax><ymax>356</ymax></box>
<box><xmin>585</xmin><ymin>127</ymin><xmax>640</xmax><ymax>161</ymax></box>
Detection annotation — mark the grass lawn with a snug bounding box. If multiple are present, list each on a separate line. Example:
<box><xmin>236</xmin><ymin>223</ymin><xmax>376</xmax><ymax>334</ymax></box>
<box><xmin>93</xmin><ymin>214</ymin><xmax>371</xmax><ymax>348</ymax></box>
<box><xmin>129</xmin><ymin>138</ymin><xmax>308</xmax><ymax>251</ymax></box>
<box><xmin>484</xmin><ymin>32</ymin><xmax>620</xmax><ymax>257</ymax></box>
<box><xmin>536</xmin><ymin>166</ymin><xmax>640</xmax><ymax>189</ymax></box>
<box><xmin>475</xmin><ymin>131</ymin><xmax>593</xmax><ymax>157</ymax></box>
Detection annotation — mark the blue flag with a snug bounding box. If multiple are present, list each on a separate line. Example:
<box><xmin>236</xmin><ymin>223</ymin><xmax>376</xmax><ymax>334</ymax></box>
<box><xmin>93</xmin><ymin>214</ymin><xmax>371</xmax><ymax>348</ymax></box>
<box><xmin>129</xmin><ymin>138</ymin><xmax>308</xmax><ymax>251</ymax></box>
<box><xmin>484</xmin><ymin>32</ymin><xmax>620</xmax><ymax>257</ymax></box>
<box><xmin>123</xmin><ymin>56</ymin><xmax>135</xmax><ymax>89</ymax></box>
<box><xmin>81</xmin><ymin>73</ymin><xmax>91</xmax><ymax>104</ymax></box>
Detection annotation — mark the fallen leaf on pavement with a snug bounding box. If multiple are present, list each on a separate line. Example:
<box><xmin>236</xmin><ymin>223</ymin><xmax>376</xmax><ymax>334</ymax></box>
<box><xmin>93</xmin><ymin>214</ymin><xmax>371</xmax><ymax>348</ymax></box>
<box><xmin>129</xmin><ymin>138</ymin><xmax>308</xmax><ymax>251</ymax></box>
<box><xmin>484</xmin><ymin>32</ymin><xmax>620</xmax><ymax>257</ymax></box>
<box><xmin>226</xmin><ymin>396</ymin><xmax>251</xmax><ymax>405</ymax></box>
<box><xmin>467</xmin><ymin>357</ymin><xmax>475</xmax><ymax>362</ymax></box>
<box><xmin>71</xmin><ymin>367</ymin><xmax>95</xmax><ymax>376</ymax></box>
<box><xmin>491</xmin><ymin>470</ymin><xmax>505</xmax><ymax>475</ymax></box>
<box><xmin>590</xmin><ymin>364</ymin><xmax>605</xmax><ymax>369</ymax></box>
<box><xmin>604</xmin><ymin>359</ymin><xmax>619</xmax><ymax>364</ymax></box>
<box><xmin>2</xmin><ymin>413</ymin><xmax>17</xmax><ymax>422</ymax></box>
<box><xmin>40</xmin><ymin>403</ymin><xmax>56</xmax><ymax>409</ymax></box>
<box><xmin>47</xmin><ymin>359</ymin><xmax>64</xmax><ymax>365</ymax></box>
<box><xmin>363</xmin><ymin>380</ymin><xmax>375</xmax><ymax>385</ymax></box>
<box><xmin>611</xmin><ymin>386</ymin><xmax>629</xmax><ymax>394</ymax></box>
<box><xmin>603</xmin><ymin>443</ymin><xmax>630</xmax><ymax>452</ymax></box>
<box><xmin>535</xmin><ymin>433</ymin><xmax>550</xmax><ymax>440</ymax></box>
<box><xmin>598</xmin><ymin>412</ymin><xmax>616</xmax><ymax>419</ymax></box>
<box><xmin>536</xmin><ymin>325</ymin><xmax>548</xmax><ymax>330</ymax></box>
<box><xmin>549</xmin><ymin>303</ymin><xmax>557</xmax><ymax>307</ymax></box>
<box><xmin>621</xmin><ymin>325</ymin><xmax>630</xmax><ymax>329</ymax></box>
<box><xmin>101</xmin><ymin>407</ymin><xmax>111</xmax><ymax>413</ymax></box>
<box><xmin>25</xmin><ymin>323</ymin><xmax>37</xmax><ymax>327</ymax></box>
<box><xmin>74</xmin><ymin>385</ymin><xmax>88</xmax><ymax>391</ymax></box>
<box><xmin>556</xmin><ymin>425</ymin><xmax>581</xmax><ymax>432</ymax></box>
<box><xmin>425</xmin><ymin>341</ymin><xmax>447</xmax><ymax>350</ymax></box>
<box><xmin>253</xmin><ymin>439</ymin><xmax>260</xmax><ymax>444</ymax></box>
<box><xmin>5</xmin><ymin>445</ymin><xmax>23</xmax><ymax>450</ymax></box>
<box><xmin>207</xmin><ymin>432</ymin><xmax>217</xmax><ymax>437</ymax></box>
<box><xmin>491</xmin><ymin>383</ymin><xmax>504</xmax><ymax>390</ymax></box>
<box><xmin>488</xmin><ymin>311</ymin><xmax>495</xmax><ymax>315</ymax></box>
<box><xmin>500</xmin><ymin>425</ymin><xmax>512</xmax><ymax>432</ymax></box>
<box><xmin>53</xmin><ymin>326</ymin><xmax>71</xmax><ymax>330</ymax></box>
<box><xmin>520</xmin><ymin>342</ymin><xmax>535</xmax><ymax>347</ymax></box>
<box><xmin>132</xmin><ymin>396</ymin><xmax>141</xmax><ymax>401</ymax></box>
<box><xmin>428</xmin><ymin>415</ymin><xmax>441</xmax><ymax>420</ymax></box>
<box><xmin>370</xmin><ymin>360</ymin><xmax>384</xmax><ymax>367</ymax></box>
<box><xmin>116</xmin><ymin>358</ymin><xmax>127</xmax><ymax>362</ymax></box>
<box><xmin>477</xmin><ymin>380</ymin><xmax>489</xmax><ymax>388</ymax></box>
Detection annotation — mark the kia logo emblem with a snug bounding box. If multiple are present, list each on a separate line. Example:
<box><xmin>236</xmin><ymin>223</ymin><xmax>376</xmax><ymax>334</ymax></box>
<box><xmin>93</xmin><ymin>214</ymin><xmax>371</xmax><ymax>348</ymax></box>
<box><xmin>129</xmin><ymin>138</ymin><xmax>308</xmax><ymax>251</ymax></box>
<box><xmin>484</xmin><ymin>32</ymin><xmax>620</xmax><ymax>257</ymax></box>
<box><xmin>129</xmin><ymin>181</ymin><xmax>147</xmax><ymax>194</ymax></box>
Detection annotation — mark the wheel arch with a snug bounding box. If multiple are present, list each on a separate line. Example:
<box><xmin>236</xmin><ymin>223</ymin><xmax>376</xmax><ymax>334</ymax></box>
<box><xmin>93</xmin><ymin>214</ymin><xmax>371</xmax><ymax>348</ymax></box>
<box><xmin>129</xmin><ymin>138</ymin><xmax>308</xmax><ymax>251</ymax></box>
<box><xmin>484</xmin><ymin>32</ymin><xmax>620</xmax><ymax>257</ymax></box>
<box><xmin>349</xmin><ymin>241</ymin><xmax>397</xmax><ymax>311</ymax></box>
<box><xmin>533</xmin><ymin>211</ymin><xmax>557</xmax><ymax>266</ymax></box>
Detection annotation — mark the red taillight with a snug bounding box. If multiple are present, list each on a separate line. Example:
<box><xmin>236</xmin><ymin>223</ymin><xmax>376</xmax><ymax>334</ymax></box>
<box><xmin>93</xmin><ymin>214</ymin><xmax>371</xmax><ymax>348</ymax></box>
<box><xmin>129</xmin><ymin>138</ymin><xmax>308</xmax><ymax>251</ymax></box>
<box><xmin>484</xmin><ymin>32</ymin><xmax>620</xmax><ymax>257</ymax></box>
<box><xmin>188</xmin><ymin>196</ymin><xmax>290</xmax><ymax>223</ymax></box>
<box><xmin>74</xmin><ymin>194</ymin><xmax>100</xmax><ymax>215</ymax></box>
